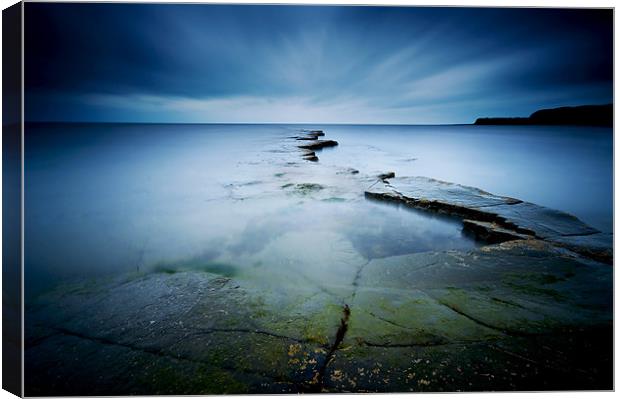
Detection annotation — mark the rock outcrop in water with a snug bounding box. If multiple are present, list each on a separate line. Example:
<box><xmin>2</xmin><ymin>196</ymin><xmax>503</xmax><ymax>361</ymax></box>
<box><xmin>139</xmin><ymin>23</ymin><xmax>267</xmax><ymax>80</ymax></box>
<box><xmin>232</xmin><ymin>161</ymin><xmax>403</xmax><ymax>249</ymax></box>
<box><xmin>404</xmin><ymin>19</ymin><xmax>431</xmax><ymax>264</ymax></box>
<box><xmin>291</xmin><ymin>130</ymin><xmax>339</xmax><ymax>162</ymax></box>
<box><xmin>298</xmin><ymin>140</ymin><xmax>339</xmax><ymax>151</ymax></box>
<box><xmin>300</xmin><ymin>150</ymin><xmax>319</xmax><ymax>162</ymax></box>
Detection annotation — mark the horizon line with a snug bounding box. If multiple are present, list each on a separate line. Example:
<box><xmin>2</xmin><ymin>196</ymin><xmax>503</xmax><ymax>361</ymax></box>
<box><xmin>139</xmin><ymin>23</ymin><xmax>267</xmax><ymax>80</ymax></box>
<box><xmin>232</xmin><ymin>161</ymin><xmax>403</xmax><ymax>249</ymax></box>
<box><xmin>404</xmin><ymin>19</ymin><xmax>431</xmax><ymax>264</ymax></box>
<box><xmin>23</xmin><ymin>121</ymin><xmax>475</xmax><ymax>126</ymax></box>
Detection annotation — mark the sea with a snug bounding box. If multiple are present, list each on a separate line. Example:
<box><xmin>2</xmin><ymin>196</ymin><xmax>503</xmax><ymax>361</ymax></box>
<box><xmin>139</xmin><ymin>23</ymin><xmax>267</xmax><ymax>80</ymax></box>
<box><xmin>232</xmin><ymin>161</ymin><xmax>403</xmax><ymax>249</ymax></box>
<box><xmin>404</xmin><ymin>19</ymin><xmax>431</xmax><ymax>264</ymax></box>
<box><xmin>24</xmin><ymin>123</ymin><xmax>613</xmax><ymax>298</ymax></box>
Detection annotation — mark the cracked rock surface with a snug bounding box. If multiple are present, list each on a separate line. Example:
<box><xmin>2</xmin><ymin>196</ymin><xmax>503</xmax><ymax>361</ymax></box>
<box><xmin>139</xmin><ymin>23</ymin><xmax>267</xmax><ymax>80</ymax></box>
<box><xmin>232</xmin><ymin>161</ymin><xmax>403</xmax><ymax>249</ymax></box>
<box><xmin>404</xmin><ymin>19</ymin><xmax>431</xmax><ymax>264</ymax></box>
<box><xmin>366</xmin><ymin>176</ymin><xmax>612</xmax><ymax>264</ymax></box>
<box><xmin>26</xmin><ymin>129</ymin><xmax>612</xmax><ymax>394</ymax></box>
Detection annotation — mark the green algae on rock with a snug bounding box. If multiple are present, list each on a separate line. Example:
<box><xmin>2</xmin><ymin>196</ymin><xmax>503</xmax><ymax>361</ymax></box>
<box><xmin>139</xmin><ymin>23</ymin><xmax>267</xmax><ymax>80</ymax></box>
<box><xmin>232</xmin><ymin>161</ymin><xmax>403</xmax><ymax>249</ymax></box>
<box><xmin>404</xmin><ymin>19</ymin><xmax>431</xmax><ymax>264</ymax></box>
<box><xmin>25</xmin><ymin>128</ymin><xmax>612</xmax><ymax>395</ymax></box>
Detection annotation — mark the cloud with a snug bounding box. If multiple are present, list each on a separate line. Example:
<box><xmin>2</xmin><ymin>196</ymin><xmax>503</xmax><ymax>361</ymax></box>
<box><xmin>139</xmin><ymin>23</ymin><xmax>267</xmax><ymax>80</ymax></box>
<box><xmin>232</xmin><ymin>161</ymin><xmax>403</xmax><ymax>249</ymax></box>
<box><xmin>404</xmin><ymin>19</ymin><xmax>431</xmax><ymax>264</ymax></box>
<box><xmin>25</xmin><ymin>4</ymin><xmax>613</xmax><ymax>123</ymax></box>
<box><xmin>81</xmin><ymin>93</ymin><xmax>396</xmax><ymax>124</ymax></box>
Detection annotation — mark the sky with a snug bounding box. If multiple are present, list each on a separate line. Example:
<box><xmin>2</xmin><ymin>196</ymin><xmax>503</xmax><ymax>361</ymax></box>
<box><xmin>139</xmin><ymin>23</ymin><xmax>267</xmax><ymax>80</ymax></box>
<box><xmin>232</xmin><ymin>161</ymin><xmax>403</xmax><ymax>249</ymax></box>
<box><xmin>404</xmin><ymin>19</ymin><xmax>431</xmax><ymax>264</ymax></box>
<box><xmin>25</xmin><ymin>4</ymin><xmax>613</xmax><ymax>124</ymax></box>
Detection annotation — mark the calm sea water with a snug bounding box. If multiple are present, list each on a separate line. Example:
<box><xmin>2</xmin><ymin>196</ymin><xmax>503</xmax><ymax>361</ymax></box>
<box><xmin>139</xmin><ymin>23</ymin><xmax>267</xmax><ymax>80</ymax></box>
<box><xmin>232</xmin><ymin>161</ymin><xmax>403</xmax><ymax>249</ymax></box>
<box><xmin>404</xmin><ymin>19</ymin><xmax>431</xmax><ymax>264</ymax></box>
<box><xmin>24</xmin><ymin>123</ymin><xmax>613</xmax><ymax>297</ymax></box>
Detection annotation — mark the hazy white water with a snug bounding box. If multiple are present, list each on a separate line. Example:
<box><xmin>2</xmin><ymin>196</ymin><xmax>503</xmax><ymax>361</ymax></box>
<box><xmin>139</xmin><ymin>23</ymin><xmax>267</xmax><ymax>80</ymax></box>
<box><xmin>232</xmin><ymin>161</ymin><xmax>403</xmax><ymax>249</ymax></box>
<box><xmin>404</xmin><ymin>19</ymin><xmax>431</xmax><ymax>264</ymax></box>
<box><xmin>316</xmin><ymin>124</ymin><xmax>613</xmax><ymax>233</ymax></box>
<box><xmin>24</xmin><ymin>123</ymin><xmax>612</xmax><ymax>297</ymax></box>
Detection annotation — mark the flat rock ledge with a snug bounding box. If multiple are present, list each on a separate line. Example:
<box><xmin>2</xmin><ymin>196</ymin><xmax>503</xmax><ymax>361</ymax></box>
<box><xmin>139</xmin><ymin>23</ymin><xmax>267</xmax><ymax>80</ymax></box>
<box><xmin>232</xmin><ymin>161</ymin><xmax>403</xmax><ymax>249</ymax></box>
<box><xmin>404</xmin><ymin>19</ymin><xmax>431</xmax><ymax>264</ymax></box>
<box><xmin>365</xmin><ymin>176</ymin><xmax>612</xmax><ymax>264</ymax></box>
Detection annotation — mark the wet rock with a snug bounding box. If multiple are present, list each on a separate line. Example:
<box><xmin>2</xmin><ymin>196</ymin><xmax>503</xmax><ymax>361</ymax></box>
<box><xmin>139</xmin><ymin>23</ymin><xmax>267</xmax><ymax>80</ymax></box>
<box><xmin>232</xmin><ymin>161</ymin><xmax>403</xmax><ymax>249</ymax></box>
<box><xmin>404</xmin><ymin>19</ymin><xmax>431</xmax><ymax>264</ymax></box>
<box><xmin>368</xmin><ymin>176</ymin><xmax>521</xmax><ymax>208</ymax></box>
<box><xmin>329</xmin><ymin>242</ymin><xmax>612</xmax><ymax>391</ymax></box>
<box><xmin>354</xmin><ymin>245</ymin><xmax>611</xmax><ymax>339</ymax></box>
<box><xmin>25</xmin><ymin>270</ymin><xmax>341</xmax><ymax>395</ymax></box>
<box><xmin>547</xmin><ymin>233</ymin><xmax>613</xmax><ymax>265</ymax></box>
<box><xmin>365</xmin><ymin>176</ymin><xmax>609</xmax><ymax>263</ymax></box>
<box><xmin>298</xmin><ymin>140</ymin><xmax>339</xmax><ymax>150</ymax></box>
<box><xmin>290</xmin><ymin>130</ymin><xmax>335</xmax><ymax>162</ymax></box>
<box><xmin>299</xmin><ymin>150</ymin><xmax>319</xmax><ymax>162</ymax></box>
<box><xmin>462</xmin><ymin>219</ymin><xmax>531</xmax><ymax>244</ymax></box>
<box><xmin>25</xmin><ymin>130</ymin><xmax>612</xmax><ymax>395</ymax></box>
<box><xmin>295</xmin><ymin>131</ymin><xmax>325</xmax><ymax>140</ymax></box>
<box><xmin>324</xmin><ymin>327</ymin><xmax>612</xmax><ymax>392</ymax></box>
<box><xmin>378</xmin><ymin>172</ymin><xmax>395</xmax><ymax>180</ymax></box>
<box><xmin>300</xmin><ymin>129</ymin><xmax>325</xmax><ymax>136</ymax></box>
<box><xmin>26</xmin><ymin>231</ymin><xmax>612</xmax><ymax>394</ymax></box>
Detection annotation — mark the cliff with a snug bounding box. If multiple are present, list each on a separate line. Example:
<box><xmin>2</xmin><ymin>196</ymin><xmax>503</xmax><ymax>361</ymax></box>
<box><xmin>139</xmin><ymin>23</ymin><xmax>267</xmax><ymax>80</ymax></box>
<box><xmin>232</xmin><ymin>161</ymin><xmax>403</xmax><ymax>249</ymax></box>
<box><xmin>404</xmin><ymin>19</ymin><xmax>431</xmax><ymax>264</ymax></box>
<box><xmin>474</xmin><ymin>104</ymin><xmax>612</xmax><ymax>127</ymax></box>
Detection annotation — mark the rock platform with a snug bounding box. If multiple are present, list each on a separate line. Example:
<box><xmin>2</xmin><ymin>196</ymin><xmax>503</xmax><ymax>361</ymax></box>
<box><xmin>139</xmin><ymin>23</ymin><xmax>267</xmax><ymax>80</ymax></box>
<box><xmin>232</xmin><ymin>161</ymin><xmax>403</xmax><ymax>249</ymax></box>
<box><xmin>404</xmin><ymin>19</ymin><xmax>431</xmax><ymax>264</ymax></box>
<box><xmin>25</xmin><ymin>128</ymin><xmax>613</xmax><ymax>395</ymax></box>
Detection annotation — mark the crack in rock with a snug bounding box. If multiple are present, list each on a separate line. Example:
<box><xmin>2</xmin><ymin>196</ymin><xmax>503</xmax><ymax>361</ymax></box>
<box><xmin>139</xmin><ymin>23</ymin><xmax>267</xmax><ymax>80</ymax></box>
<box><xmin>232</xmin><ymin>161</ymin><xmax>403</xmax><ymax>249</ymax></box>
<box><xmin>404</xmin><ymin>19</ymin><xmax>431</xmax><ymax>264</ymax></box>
<box><xmin>365</xmin><ymin>310</ymin><xmax>419</xmax><ymax>331</ymax></box>
<box><xmin>312</xmin><ymin>304</ymin><xmax>351</xmax><ymax>391</ymax></box>
<box><xmin>187</xmin><ymin>327</ymin><xmax>324</xmax><ymax>345</ymax></box>
<box><xmin>360</xmin><ymin>337</ymin><xmax>495</xmax><ymax>348</ymax></box>
<box><xmin>350</xmin><ymin>260</ymin><xmax>371</xmax><ymax>300</ymax></box>
<box><xmin>45</xmin><ymin>326</ymin><xmax>301</xmax><ymax>389</ymax></box>
<box><xmin>419</xmin><ymin>290</ymin><xmax>530</xmax><ymax>337</ymax></box>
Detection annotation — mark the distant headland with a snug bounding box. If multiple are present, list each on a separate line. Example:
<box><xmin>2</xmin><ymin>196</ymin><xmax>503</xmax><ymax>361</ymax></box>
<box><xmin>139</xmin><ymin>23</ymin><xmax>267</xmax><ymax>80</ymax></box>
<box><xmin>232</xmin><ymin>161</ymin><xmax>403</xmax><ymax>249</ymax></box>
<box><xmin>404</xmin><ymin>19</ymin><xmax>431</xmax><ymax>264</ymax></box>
<box><xmin>474</xmin><ymin>104</ymin><xmax>613</xmax><ymax>127</ymax></box>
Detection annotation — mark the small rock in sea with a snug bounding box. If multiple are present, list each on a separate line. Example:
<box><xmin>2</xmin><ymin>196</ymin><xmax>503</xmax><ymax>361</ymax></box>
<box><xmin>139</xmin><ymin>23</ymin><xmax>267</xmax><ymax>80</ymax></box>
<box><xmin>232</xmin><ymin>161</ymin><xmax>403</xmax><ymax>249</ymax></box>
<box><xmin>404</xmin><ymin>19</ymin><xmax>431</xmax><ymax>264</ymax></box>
<box><xmin>338</xmin><ymin>167</ymin><xmax>359</xmax><ymax>175</ymax></box>
<box><xmin>378</xmin><ymin>172</ymin><xmax>396</xmax><ymax>180</ymax></box>
<box><xmin>298</xmin><ymin>140</ymin><xmax>339</xmax><ymax>150</ymax></box>
<box><xmin>300</xmin><ymin>149</ymin><xmax>316</xmax><ymax>158</ymax></box>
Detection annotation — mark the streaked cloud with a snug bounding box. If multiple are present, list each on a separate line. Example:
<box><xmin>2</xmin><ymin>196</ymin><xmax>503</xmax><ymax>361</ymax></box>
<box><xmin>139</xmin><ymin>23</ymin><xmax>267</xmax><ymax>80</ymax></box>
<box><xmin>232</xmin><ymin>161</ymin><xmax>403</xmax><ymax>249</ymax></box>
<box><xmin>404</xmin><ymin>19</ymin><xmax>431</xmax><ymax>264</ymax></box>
<box><xmin>25</xmin><ymin>4</ymin><xmax>612</xmax><ymax>123</ymax></box>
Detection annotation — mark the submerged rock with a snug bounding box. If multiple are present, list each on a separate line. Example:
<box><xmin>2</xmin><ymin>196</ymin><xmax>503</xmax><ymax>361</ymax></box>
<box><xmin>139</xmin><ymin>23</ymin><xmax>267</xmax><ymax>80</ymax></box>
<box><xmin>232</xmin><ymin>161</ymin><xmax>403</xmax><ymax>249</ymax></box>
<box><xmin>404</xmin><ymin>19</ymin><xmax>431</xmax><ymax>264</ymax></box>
<box><xmin>281</xmin><ymin>183</ymin><xmax>325</xmax><ymax>196</ymax></box>
<box><xmin>293</xmin><ymin>183</ymin><xmax>324</xmax><ymax>194</ymax></box>
<box><xmin>337</xmin><ymin>168</ymin><xmax>359</xmax><ymax>175</ymax></box>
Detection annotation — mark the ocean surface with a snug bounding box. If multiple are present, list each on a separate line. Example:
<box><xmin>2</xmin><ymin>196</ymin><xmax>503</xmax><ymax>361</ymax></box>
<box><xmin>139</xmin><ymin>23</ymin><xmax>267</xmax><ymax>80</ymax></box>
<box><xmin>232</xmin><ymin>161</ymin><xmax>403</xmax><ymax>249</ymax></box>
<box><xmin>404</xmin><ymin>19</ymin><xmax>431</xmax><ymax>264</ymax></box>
<box><xmin>24</xmin><ymin>123</ymin><xmax>613</xmax><ymax>298</ymax></box>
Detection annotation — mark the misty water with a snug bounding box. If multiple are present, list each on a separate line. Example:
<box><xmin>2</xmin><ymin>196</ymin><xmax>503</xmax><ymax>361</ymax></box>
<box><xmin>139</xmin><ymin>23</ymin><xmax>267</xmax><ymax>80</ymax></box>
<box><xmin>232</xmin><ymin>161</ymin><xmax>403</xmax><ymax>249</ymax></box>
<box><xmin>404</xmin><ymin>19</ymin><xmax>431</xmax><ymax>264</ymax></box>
<box><xmin>24</xmin><ymin>123</ymin><xmax>612</xmax><ymax>298</ymax></box>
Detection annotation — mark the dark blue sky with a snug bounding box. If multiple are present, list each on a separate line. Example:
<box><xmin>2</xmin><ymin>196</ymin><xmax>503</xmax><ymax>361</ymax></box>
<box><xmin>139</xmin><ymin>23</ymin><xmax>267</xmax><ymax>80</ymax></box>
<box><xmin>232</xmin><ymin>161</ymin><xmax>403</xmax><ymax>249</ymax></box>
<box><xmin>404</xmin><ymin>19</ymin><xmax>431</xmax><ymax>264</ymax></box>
<box><xmin>25</xmin><ymin>4</ymin><xmax>613</xmax><ymax>124</ymax></box>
